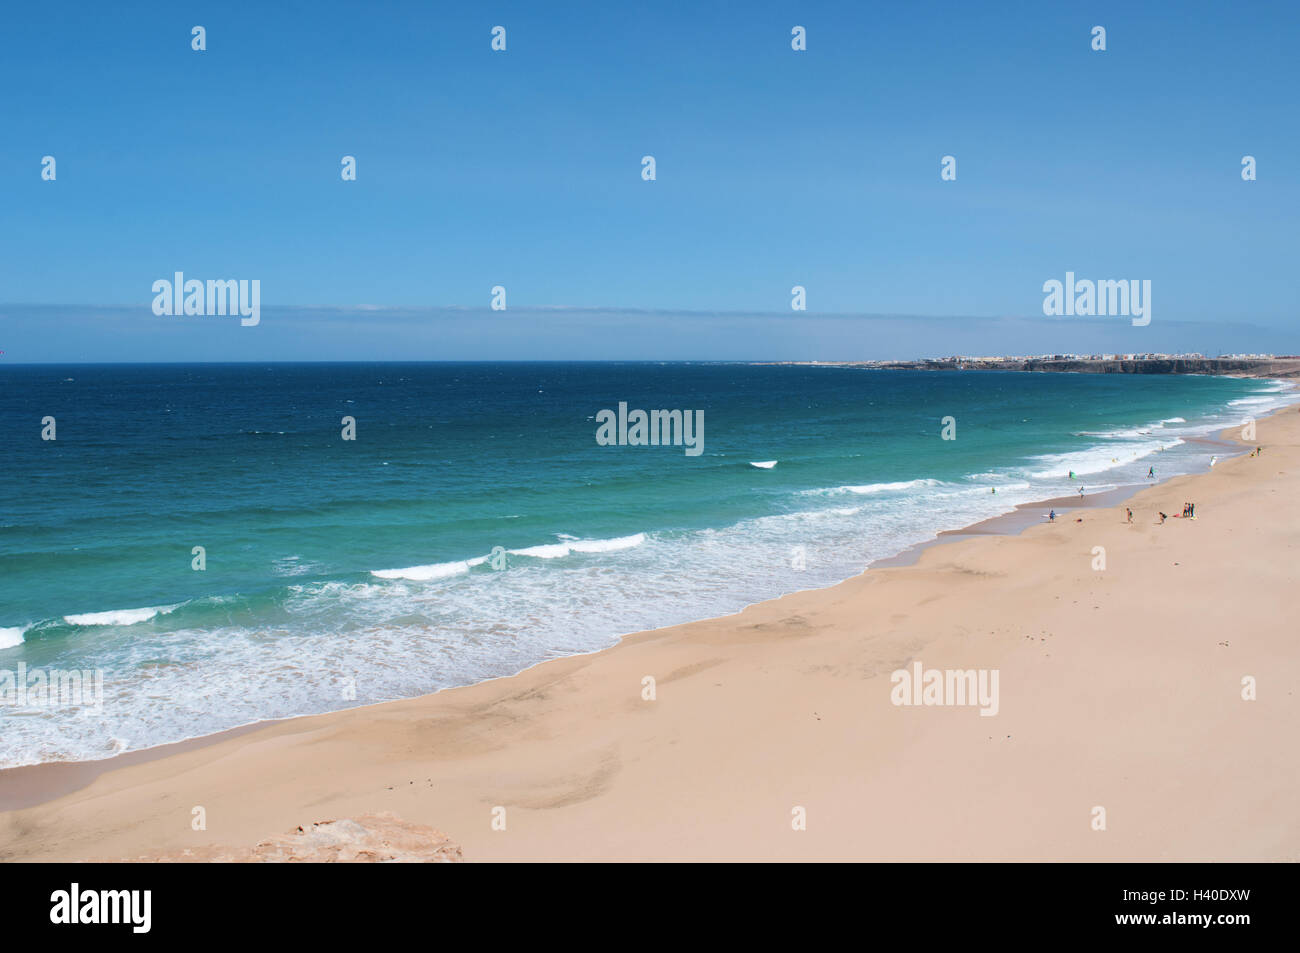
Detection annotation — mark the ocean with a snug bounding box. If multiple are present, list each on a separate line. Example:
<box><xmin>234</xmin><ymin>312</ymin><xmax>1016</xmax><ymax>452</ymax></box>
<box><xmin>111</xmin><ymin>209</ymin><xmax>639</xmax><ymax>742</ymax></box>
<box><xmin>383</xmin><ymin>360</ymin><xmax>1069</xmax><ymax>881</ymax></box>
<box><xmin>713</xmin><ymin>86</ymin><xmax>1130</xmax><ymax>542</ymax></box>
<box><xmin>0</xmin><ymin>362</ymin><xmax>1293</xmax><ymax>767</ymax></box>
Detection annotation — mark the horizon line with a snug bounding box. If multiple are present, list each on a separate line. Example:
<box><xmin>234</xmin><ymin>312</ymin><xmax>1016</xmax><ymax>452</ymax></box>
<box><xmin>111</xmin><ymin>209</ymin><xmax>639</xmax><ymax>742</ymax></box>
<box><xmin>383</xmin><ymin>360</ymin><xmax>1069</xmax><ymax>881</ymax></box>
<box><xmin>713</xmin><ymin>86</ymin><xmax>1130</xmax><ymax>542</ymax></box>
<box><xmin>2</xmin><ymin>354</ymin><xmax>1292</xmax><ymax>368</ymax></box>
<box><xmin>0</xmin><ymin>301</ymin><xmax>1280</xmax><ymax>328</ymax></box>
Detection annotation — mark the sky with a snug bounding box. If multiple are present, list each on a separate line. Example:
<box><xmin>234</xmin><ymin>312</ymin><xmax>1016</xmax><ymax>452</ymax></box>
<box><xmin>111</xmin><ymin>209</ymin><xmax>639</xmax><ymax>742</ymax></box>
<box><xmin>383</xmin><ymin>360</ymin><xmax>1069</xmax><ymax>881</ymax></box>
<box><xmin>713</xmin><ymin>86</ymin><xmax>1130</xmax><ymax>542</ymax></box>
<box><xmin>1</xmin><ymin>0</ymin><xmax>1297</xmax><ymax>361</ymax></box>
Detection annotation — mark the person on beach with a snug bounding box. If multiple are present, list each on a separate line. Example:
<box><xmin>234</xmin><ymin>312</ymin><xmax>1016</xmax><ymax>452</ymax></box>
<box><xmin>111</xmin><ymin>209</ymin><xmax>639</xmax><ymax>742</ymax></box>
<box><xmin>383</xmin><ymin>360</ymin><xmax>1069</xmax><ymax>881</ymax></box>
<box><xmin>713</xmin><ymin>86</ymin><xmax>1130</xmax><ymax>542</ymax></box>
<box><xmin>1048</xmin><ymin>509</ymin><xmax>1056</xmax><ymax>522</ymax></box>
<box><xmin>1068</xmin><ymin>470</ymin><xmax>1074</xmax><ymax>480</ymax></box>
<box><xmin>1158</xmin><ymin>512</ymin><xmax>1168</xmax><ymax>524</ymax></box>
<box><xmin>1126</xmin><ymin>507</ymin><xmax>1133</xmax><ymax>523</ymax></box>
<box><xmin>1078</xmin><ymin>486</ymin><xmax>1085</xmax><ymax>498</ymax></box>
<box><xmin>1148</xmin><ymin>467</ymin><xmax>1155</xmax><ymax>479</ymax></box>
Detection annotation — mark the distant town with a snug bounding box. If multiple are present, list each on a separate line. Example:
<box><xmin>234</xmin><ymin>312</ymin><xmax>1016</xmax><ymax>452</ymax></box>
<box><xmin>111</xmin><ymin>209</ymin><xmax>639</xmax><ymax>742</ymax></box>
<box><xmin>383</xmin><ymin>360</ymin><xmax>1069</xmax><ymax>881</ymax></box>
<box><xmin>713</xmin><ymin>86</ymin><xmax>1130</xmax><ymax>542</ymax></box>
<box><xmin>766</xmin><ymin>354</ymin><xmax>1300</xmax><ymax>378</ymax></box>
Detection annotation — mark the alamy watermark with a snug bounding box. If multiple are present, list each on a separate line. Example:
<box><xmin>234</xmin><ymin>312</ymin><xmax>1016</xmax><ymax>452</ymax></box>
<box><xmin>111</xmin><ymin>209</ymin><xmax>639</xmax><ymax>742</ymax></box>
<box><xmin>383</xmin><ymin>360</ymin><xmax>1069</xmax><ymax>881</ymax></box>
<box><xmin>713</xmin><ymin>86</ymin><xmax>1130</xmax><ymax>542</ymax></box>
<box><xmin>1</xmin><ymin>663</ymin><xmax>104</xmax><ymax>710</ymax></box>
<box><xmin>152</xmin><ymin>272</ymin><xmax>261</xmax><ymax>326</ymax></box>
<box><xmin>595</xmin><ymin>402</ymin><xmax>704</xmax><ymax>456</ymax></box>
<box><xmin>50</xmin><ymin>884</ymin><xmax>150</xmax><ymax>933</ymax></box>
<box><xmin>890</xmin><ymin>661</ymin><xmax>999</xmax><ymax>716</ymax></box>
<box><xmin>1042</xmin><ymin>271</ymin><xmax>1150</xmax><ymax>326</ymax></box>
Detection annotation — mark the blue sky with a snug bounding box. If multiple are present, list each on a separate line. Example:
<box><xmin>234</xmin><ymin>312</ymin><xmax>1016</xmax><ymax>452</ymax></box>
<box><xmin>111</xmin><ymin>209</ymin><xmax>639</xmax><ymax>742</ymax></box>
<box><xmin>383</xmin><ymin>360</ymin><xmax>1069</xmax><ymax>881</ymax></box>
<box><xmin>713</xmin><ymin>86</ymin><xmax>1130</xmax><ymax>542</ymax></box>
<box><xmin>1</xmin><ymin>1</ymin><xmax>1296</xmax><ymax>360</ymax></box>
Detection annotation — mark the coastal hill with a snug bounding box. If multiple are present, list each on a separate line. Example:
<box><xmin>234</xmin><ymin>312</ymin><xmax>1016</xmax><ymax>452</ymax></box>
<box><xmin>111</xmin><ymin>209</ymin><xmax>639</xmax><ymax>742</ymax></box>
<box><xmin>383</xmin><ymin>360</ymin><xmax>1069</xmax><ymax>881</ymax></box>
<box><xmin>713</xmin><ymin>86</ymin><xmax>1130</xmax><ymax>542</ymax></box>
<box><xmin>764</xmin><ymin>356</ymin><xmax>1300</xmax><ymax>378</ymax></box>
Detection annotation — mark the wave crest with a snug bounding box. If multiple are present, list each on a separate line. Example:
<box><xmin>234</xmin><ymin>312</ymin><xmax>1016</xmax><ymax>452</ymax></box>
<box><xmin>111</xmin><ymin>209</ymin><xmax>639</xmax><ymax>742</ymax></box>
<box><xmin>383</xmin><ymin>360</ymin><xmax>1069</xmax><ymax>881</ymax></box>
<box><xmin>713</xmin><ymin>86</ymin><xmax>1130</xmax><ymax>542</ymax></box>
<box><xmin>62</xmin><ymin>605</ymin><xmax>180</xmax><ymax>627</ymax></box>
<box><xmin>0</xmin><ymin>626</ymin><xmax>27</xmax><ymax>649</ymax></box>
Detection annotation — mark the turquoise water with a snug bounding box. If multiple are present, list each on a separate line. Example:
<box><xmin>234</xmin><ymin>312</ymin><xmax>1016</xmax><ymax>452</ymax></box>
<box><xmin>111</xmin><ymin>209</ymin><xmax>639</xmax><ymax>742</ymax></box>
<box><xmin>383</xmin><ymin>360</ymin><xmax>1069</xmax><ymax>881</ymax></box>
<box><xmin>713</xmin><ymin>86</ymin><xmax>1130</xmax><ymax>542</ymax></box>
<box><xmin>0</xmin><ymin>363</ymin><xmax>1292</xmax><ymax>765</ymax></box>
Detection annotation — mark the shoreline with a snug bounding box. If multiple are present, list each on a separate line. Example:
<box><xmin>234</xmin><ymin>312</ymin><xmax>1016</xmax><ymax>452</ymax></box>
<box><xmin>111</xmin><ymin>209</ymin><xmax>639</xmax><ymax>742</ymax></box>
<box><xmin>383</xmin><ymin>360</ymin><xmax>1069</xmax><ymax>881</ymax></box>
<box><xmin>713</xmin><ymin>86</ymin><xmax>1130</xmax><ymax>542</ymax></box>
<box><xmin>0</xmin><ymin>417</ymin><xmax>1258</xmax><ymax>799</ymax></box>
<box><xmin>872</xmin><ymin>432</ymin><xmax>1245</xmax><ymax>569</ymax></box>
<box><xmin>1</xmin><ymin>403</ymin><xmax>1296</xmax><ymax>861</ymax></box>
<box><xmin>0</xmin><ymin>421</ymin><xmax>1258</xmax><ymax>800</ymax></box>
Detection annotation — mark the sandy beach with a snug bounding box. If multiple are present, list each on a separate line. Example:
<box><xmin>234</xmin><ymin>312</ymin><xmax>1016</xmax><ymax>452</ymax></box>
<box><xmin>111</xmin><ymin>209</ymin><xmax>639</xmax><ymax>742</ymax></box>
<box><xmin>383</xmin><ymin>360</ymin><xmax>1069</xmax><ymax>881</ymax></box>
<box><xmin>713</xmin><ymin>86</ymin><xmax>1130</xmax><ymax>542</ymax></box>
<box><xmin>2</xmin><ymin>406</ymin><xmax>1297</xmax><ymax>863</ymax></box>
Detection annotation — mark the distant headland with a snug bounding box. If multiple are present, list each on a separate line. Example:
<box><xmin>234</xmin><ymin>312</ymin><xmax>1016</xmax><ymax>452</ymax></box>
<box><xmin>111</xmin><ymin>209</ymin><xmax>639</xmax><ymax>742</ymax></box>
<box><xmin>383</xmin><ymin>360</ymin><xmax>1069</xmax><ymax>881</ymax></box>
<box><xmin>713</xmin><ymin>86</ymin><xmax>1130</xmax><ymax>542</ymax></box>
<box><xmin>758</xmin><ymin>354</ymin><xmax>1300</xmax><ymax>378</ymax></box>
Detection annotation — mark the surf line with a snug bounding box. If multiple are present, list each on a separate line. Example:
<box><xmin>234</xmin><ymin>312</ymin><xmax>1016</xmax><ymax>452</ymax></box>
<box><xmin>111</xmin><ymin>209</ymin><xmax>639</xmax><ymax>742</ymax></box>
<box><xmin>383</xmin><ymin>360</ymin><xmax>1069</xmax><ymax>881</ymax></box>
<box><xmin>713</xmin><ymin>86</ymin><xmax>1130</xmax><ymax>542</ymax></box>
<box><xmin>595</xmin><ymin>402</ymin><xmax>704</xmax><ymax>457</ymax></box>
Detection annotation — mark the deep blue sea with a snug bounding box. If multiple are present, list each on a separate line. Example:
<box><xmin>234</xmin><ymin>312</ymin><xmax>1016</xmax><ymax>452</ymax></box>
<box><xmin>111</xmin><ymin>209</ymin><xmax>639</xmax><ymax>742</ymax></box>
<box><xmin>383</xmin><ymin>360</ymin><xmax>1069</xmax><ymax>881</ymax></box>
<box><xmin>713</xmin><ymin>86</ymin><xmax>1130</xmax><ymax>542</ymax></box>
<box><xmin>0</xmin><ymin>363</ymin><xmax>1293</xmax><ymax>766</ymax></box>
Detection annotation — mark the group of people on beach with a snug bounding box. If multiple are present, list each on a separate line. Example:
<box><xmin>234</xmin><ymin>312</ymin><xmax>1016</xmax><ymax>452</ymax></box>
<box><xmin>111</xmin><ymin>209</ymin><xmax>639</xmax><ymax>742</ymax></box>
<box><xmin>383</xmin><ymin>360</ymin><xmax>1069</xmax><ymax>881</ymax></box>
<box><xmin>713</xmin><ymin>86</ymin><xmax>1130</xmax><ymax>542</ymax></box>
<box><xmin>1042</xmin><ymin>431</ymin><xmax>1272</xmax><ymax>528</ymax></box>
<box><xmin>1156</xmin><ymin>504</ymin><xmax>1196</xmax><ymax>524</ymax></box>
<box><xmin>1043</xmin><ymin>422</ymin><xmax>1270</xmax><ymax>528</ymax></box>
<box><xmin>1050</xmin><ymin>502</ymin><xmax>1197</xmax><ymax>525</ymax></box>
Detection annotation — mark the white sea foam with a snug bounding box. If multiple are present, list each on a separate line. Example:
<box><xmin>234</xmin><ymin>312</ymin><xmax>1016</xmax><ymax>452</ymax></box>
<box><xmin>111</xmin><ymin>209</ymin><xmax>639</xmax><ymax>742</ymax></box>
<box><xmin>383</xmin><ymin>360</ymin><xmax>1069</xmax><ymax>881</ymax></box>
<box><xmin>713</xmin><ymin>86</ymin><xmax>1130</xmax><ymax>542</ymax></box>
<box><xmin>0</xmin><ymin>626</ymin><xmax>27</xmax><ymax>649</ymax></box>
<box><xmin>63</xmin><ymin>605</ymin><xmax>179</xmax><ymax>627</ymax></box>
<box><xmin>509</xmin><ymin>534</ymin><xmax>647</xmax><ymax>558</ymax></box>
<box><xmin>965</xmin><ymin>473</ymin><xmax>1032</xmax><ymax>486</ymax></box>
<box><xmin>1075</xmin><ymin>483</ymin><xmax>1118</xmax><ymax>494</ymax></box>
<box><xmin>1026</xmin><ymin>439</ymin><xmax>1180</xmax><ymax>479</ymax></box>
<box><xmin>566</xmin><ymin>533</ymin><xmax>646</xmax><ymax>553</ymax></box>
<box><xmin>371</xmin><ymin>533</ymin><xmax>646</xmax><ymax>578</ymax></box>
<box><xmin>508</xmin><ymin>543</ymin><xmax>572</xmax><ymax>559</ymax></box>
<box><xmin>948</xmin><ymin>481</ymin><xmax>1032</xmax><ymax>495</ymax></box>
<box><xmin>1077</xmin><ymin>417</ymin><xmax>1184</xmax><ymax>438</ymax></box>
<box><xmin>1228</xmin><ymin>397</ymin><xmax>1278</xmax><ymax>408</ymax></box>
<box><xmin>802</xmin><ymin>478</ymin><xmax>942</xmax><ymax>497</ymax></box>
<box><xmin>750</xmin><ymin>460</ymin><xmax>778</xmax><ymax>469</ymax></box>
<box><xmin>371</xmin><ymin>560</ymin><xmax>475</xmax><ymax>581</ymax></box>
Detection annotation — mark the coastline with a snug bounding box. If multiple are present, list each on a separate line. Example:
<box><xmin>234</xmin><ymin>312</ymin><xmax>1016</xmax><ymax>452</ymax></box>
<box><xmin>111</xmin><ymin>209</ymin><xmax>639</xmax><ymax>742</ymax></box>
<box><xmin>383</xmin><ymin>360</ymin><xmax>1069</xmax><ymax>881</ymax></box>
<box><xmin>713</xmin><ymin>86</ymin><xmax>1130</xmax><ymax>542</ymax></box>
<box><xmin>1</xmin><ymin>403</ymin><xmax>1297</xmax><ymax>861</ymax></box>
<box><xmin>0</xmin><ymin>369</ymin><xmax>1284</xmax><ymax>772</ymax></box>
<box><xmin>870</xmin><ymin>429</ymin><xmax>1244</xmax><ymax>569</ymax></box>
<box><xmin>0</xmin><ymin>411</ymin><xmax>1254</xmax><ymax>794</ymax></box>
